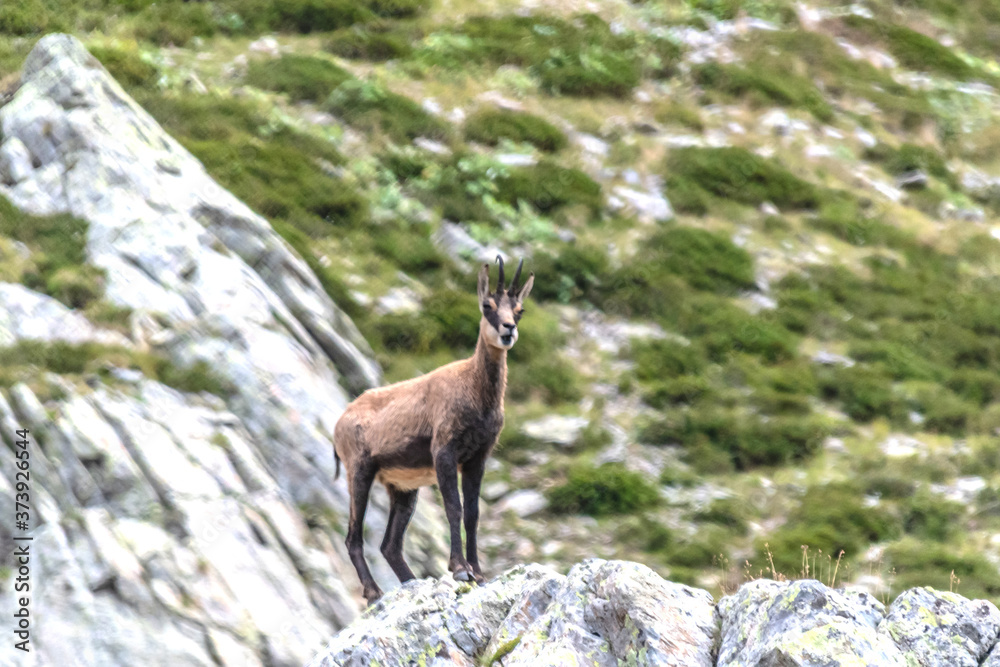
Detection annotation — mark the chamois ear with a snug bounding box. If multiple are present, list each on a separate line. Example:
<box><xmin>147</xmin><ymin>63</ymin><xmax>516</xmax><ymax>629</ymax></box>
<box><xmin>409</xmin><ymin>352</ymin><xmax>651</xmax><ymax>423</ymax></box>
<box><xmin>515</xmin><ymin>273</ymin><xmax>534</xmax><ymax>304</ymax></box>
<box><xmin>477</xmin><ymin>263</ymin><xmax>491</xmax><ymax>302</ymax></box>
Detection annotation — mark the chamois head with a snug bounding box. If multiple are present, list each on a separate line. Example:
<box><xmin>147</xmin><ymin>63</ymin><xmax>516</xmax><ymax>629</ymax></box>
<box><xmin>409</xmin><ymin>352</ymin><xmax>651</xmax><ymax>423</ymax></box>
<box><xmin>478</xmin><ymin>256</ymin><xmax>534</xmax><ymax>351</ymax></box>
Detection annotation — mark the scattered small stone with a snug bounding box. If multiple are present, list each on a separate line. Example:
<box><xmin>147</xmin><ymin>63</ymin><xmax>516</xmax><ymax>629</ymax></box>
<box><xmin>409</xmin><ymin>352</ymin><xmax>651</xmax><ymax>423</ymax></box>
<box><xmin>611</xmin><ymin>185</ymin><xmax>673</xmax><ymax>222</ymax></box>
<box><xmin>896</xmin><ymin>169</ymin><xmax>928</xmax><ymax>190</ymax></box>
<box><xmin>248</xmin><ymin>36</ymin><xmax>280</xmax><ymax>57</ymax></box>
<box><xmin>812</xmin><ymin>350</ymin><xmax>856</xmax><ymax>367</ymax></box>
<box><xmin>575</xmin><ymin>133</ymin><xmax>610</xmax><ymax>156</ymax></box>
<box><xmin>880</xmin><ymin>435</ymin><xmax>926</xmax><ymax>458</ymax></box>
<box><xmin>633</xmin><ymin>120</ymin><xmax>662</xmax><ymax>135</ymax></box>
<box><xmin>521</xmin><ymin>415</ymin><xmax>589</xmax><ymax>448</ymax></box>
<box><xmin>855</xmin><ymin>126</ymin><xmax>878</xmax><ymax>148</ymax></box>
<box><xmin>0</xmin><ymin>137</ymin><xmax>33</xmax><ymax>184</ymax></box>
<box><xmin>413</xmin><ymin>137</ymin><xmax>449</xmax><ymax>155</ymax></box>
<box><xmin>482</xmin><ymin>481</ymin><xmax>510</xmax><ymax>502</ymax></box>
<box><xmin>374</xmin><ymin>287</ymin><xmax>421</xmax><ymax>315</ymax></box>
<box><xmin>494</xmin><ymin>489</ymin><xmax>549</xmax><ymax>518</ymax></box>
<box><xmin>421</xmin><ymin>98</ymin><xmax>442</xmax><ymax>115</ymax></box>
<box><xmin>495</xmin><ymin>153</ymin><xmax>537</xmax><ymax>167</ymax></box>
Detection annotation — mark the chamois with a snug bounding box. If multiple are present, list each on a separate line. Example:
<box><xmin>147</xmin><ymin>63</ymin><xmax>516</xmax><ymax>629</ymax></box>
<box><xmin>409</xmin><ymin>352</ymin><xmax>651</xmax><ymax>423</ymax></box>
<box><xmin>333</xmin><ymin>257</ymin><xmax>534</xmax><ymax>605</ymax></box>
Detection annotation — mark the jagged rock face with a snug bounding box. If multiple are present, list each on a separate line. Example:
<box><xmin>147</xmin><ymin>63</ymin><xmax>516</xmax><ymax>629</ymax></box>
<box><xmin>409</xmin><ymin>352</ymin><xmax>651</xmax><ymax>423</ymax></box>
<box><xmin>310</xmin><ymin>559</ymin><xmax>717</xmax><ymax>667</ymax></box>
<box><xmin>0</xmin><ymin>35</ymin><xmax>450</xmax><ymax>666</ymax></box>
<box><xmin>311</xmin><ymin>560</ymin><xmax>1000</xmax><ymax>667</ymax></box>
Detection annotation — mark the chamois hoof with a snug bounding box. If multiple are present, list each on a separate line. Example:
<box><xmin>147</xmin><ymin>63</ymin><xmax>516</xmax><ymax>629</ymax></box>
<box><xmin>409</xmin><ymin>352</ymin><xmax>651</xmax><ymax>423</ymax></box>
<box><xmin>363</xmin><ymin>586</ymin><xmax>383</xmax><ymax>607</ymax></box>
<box><xmin>453</xmin><ymin>569</ymin><xmax>476</xmax><ymax>583</ymax></box>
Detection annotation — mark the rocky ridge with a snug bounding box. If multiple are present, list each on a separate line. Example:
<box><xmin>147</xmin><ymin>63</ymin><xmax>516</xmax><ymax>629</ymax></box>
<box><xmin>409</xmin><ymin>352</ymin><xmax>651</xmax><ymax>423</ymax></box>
<box><xmin>311</xmin><ymin>558</ymin><xmax>1000</xmax><ymax>667</ymax></box>
<box><xmin>0</xmin><ymin>35</ymin><xmax>449</xmax><ymax>667</ymax></box>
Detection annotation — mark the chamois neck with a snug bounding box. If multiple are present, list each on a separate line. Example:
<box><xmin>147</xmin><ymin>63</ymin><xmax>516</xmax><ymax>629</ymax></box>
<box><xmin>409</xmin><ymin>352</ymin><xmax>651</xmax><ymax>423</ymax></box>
<box><xmin>472</xmin><ymin>335</ymin><xmax>507</xmax><ymax>407</ymax></box>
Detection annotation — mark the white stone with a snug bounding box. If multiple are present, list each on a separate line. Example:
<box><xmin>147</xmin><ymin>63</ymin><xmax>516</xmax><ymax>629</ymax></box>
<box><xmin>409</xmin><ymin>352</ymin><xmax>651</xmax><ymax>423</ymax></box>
<box><xmin>494</xmin><ymin>489</ymin><xmax>549</xmax><ymax>518</ymax></box>
<box><xmin>521</xmin><ymin>415</ymin><xmax>590</xmax><ymax>447</ymax></box>
<box><xmin>0</xmin><ymin>136</ymin><xmax>33</xmax><ymax>184</ymax></box>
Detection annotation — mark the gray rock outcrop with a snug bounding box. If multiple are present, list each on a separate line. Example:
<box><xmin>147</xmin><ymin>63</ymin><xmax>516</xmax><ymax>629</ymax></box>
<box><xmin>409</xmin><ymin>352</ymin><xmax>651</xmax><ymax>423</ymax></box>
<box><xmin>0</xmin><ymin>34</ymin><xmax>448</xmax><ymax>667</ymax></box>
<box><xmin>310</xmin><ymin>559</ymin><xmax>717</xmax><ymax>667</ymax></box>
<box><xmin>310</xmin><ymin>561</ymin><xmax>1000</xmax><ymax>667</ymax></box>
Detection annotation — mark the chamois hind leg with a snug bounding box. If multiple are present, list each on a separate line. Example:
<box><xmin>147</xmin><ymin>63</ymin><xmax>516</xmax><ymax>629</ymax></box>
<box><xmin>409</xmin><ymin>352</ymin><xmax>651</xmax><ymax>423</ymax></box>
<box><xmin>461</xmin><ymin>455</ymin><xmax>487</xmax><ymax>584</ymax></box>
<box><xmin>346</xmin><ymin>462</ymin><xmax>382</xmax><ymax>605</ymax></box>
<box><xmin>434</xmin><ymin>444</ymin><xmax>475</xmax><ymax>581</ymax></box>
<box><xmin>380</xmin><ymin>485</ymin><xmax>418</xmax><ymax>583</ymax></box>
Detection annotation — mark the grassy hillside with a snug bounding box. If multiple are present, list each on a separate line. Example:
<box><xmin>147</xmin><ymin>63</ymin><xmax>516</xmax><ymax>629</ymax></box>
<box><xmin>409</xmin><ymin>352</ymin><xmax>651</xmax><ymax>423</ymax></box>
<box><xmin>4</xmin><ymin>0</ymin><xmax>1000</xmax><ymax>600</ymax></box>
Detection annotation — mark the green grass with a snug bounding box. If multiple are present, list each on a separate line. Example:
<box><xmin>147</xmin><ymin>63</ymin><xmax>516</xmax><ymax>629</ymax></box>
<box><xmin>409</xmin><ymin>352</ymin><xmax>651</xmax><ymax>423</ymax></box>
<box><xmin>639</xmin><ymin>408</ymin><xmax>828</xmax><ymax>470</ymax></box>
<box><xmin>138</xmin><ymin>92</ymin><xmax>367</xmax><ymax>236</ymax></box>
<box><xmin>843</xmin><ymin>15</ymin><xmax>982</xmax><ymax>81</ymax></box>
<box><xmin>863</xmin><ymin>142</ymin><xmax>956</xmax><ymax>188</ymax></box>
<box><xmin>325</xmin><ymin>78</ymin><xmax>450</xmax><ymax>143</ymax></box>
<box><xmin>756</xmin><ymin>482</ymin><xmax>901</xmax><ymax>575</ymax></box>
<box><xmin>245</xmin><ymin>54</ymin><xmax>351</xmax><ymax>102</ymax></box>
<box><xmin>88</xmin><ymin>44</ymin><xmax>159</xmax><ymax>89</ymax></box>
<box><xmin>495</xmin><ymin>161</ymin><xmax>602</xmax><ymax>215</ymax></box>
<box><xmin>647</xmin><ymin>226</ymin><xmax>756</xmax><ymax>294</ymax></box>
<box><xmin>664</xmin><ymin>147</ymin><xmax>823</xmax><ymax>214</ymax></box>
<box><xmin>0</xmin><ymin>196</ymin><xmax>105</xmax><ymax>309</ymax></box>
<box><xmin>692</xmin><ymin>61</ymin><xmax>833</xmax><ymax>122</ymax></box>
<box><xmin>463</xmin><ymin>108</ymin><xmax>567</xmax><ymax>153</ymax></box>
<box><xmin>0</xmin><ymin>0</ymin><xmax>432</xmax><ymax>43</ymax></box>
<box><xmin>325</xmin><ymin>21</ymin><xmax>417</xmax><ymax>60</ymax></box>
<box><xmin>0</xmin><ymin>340</ymin><xmax>233</xmax><ymax>396</ymax></box>
<box><xmin>737</xmin><ymin>29</ymin><xmax>936</xmax><ymax>130</ymax></box>
<box><xmin>413</xmin><ymin>13</ymin><xmax>679</xmax><ymax>97</ymax></box>
<box><xmin>886</xmin><ymin>539</ymin><xmax>1000</xmax><ymax>601</ymax></box>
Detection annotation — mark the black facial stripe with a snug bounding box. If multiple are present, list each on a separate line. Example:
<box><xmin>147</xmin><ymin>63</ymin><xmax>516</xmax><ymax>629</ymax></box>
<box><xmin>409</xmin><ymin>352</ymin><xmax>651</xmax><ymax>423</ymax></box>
<box><xmin>484</xmin><ymin>306</ymin><xmax>502</xmax><ymax>330</ymax></box>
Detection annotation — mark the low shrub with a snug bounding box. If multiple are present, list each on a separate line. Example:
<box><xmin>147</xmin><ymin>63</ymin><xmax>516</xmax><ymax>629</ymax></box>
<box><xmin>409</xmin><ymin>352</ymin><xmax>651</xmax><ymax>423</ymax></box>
<box><xmin>665</xmin><ymin>147</ymin><xmax>823</xmax><ymax>213</ymax></box>
<box><xmin>642</xmin><ymin>375</ymin><xmax>712</xmax><ymax>407</ymax></box>
<box><xmin>547</xmin><ymin>462</ymin><xmax>660</xmax><ymax>516</ymax></box>
<box><xmin>326</xmin><ymin>79</ymin><xmax>450</xmax><ymax>143</ymax></box>
<box><xmin>528</xmin><ymin>243</ymin><xmax>608</xmax><ymax>303</ymax></box>
<box><xmin>495</xmin><ymin>161</ymin><xmax>602</xmax><ymax>214</ymax></box>
<box><xmin>817</xmin><ymin>365</ymin><xmax>908</xmax><ymax>424</ymax></box>
<box><xmin>244</xmin><ymin>0</ymin><xmax>372</xmax><ymax>34</ymax></box>
<box><xmin>325</xmin><ymin>22</ymin><xmax>415</xmax><ymax>60</ymax></box>
<box><xmin>648</xmin><ymin>226</ymin><xmax>756</xmax><ymax>294</ymax></box>
<box><xmin>692</xmin><ymin>61</ymin><xmax>833</xmax><ymax>122</ymax></box>
<box><xmin>807</xmin><ymin>196</ymin><xmax>909</xmax><ymax>247</ymax></box>
<box><xmin>756</xmin><ymin>482</ymin><xmax>901</xmax><ymax>574</ymax></box>
<box><xmin>463</xmin><ymin>108</ymin><xmax>567</xmax><ymax>152</ymax></box>
<box><xmin>413</xmin><ymin>13</ymin><xmax>666</xmax><ymax>97</ymax></box>
<box><xmin>88</xmin><ymin>45</ymin><xmax>159</xmax><ymax>89</ymax></box>
<box><xmin>0</xmin><ymin>197</ymin><xmax>106</xmax><ymax>309</ymax></box>
<box><xmin>693</xmin><ymin>498</ymin><xmax>749</xmax><ymax>534</ymax></box>
<box><xmin>843</xmin><ymin>16</ymin><xmax>980</xmax><ymax>81</ymax></box>
<box><xmin>901</xmin><ymin>491</ymin><xmax>962</xmax><ymax>541</ymax></box>
<box><xmin>133</xmin><ymin>1</ymin><xmax>218</xmax><ymax>46</ymax></box>
<box><xmin>371</xmin><ymin>222</ymin><xmax>444</xmax><ymax>275</ymax></box>
<box><xmin>630</xmin><ymin>339</ymin><xmax>707</xmax><ymax>382</ymax></box>
<box><xmin>886</xmin><ymin>539</ymin><xmax>1000</xmax><ymax>601</ymax></box>
<box><xmin>246</xmin><ymin>54</ymin><xmax>351</xmax><ymax>102</ymax></box>
<box><xmin>639</xmin><ymin>408</ymin><xmax>828</xmax><ymax>469</ymax></box>
<box><xmin>139</xmin><ymin>93</ymin><xmax>367</xmax><ymax>235</ymax></box>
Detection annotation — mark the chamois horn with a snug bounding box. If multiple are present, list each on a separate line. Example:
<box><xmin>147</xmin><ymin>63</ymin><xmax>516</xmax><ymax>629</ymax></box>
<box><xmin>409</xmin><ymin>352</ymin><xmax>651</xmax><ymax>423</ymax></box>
<box><xmin>495</xmin><ymin>255</ymin><xmax>505</xmax><ymax>293</ymax></box>
<box><xmin>509</xmin><ymin>258</ymin><xmax>524</xmax><ymax>295</ymax></box>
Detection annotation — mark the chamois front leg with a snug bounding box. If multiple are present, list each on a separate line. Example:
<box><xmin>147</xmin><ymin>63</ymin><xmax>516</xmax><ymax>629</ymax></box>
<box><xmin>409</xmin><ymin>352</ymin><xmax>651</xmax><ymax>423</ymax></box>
<box><xmin>434</xmin><ymin>445</ymin><xmax>475</xmax><ymax>581</ymax></box>
<box><xmin>462</xmin><ymin>455</ymin><xmax>487</xmax><ymax>583</ymax></box>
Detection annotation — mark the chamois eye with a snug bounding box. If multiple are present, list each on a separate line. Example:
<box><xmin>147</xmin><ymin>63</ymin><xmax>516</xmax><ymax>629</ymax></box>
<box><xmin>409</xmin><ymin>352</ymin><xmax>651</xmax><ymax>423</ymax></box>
<box><xmin>482</xmin><ymin>303</ymin><xmax>492</xmax><ymax>310</ymax></box>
